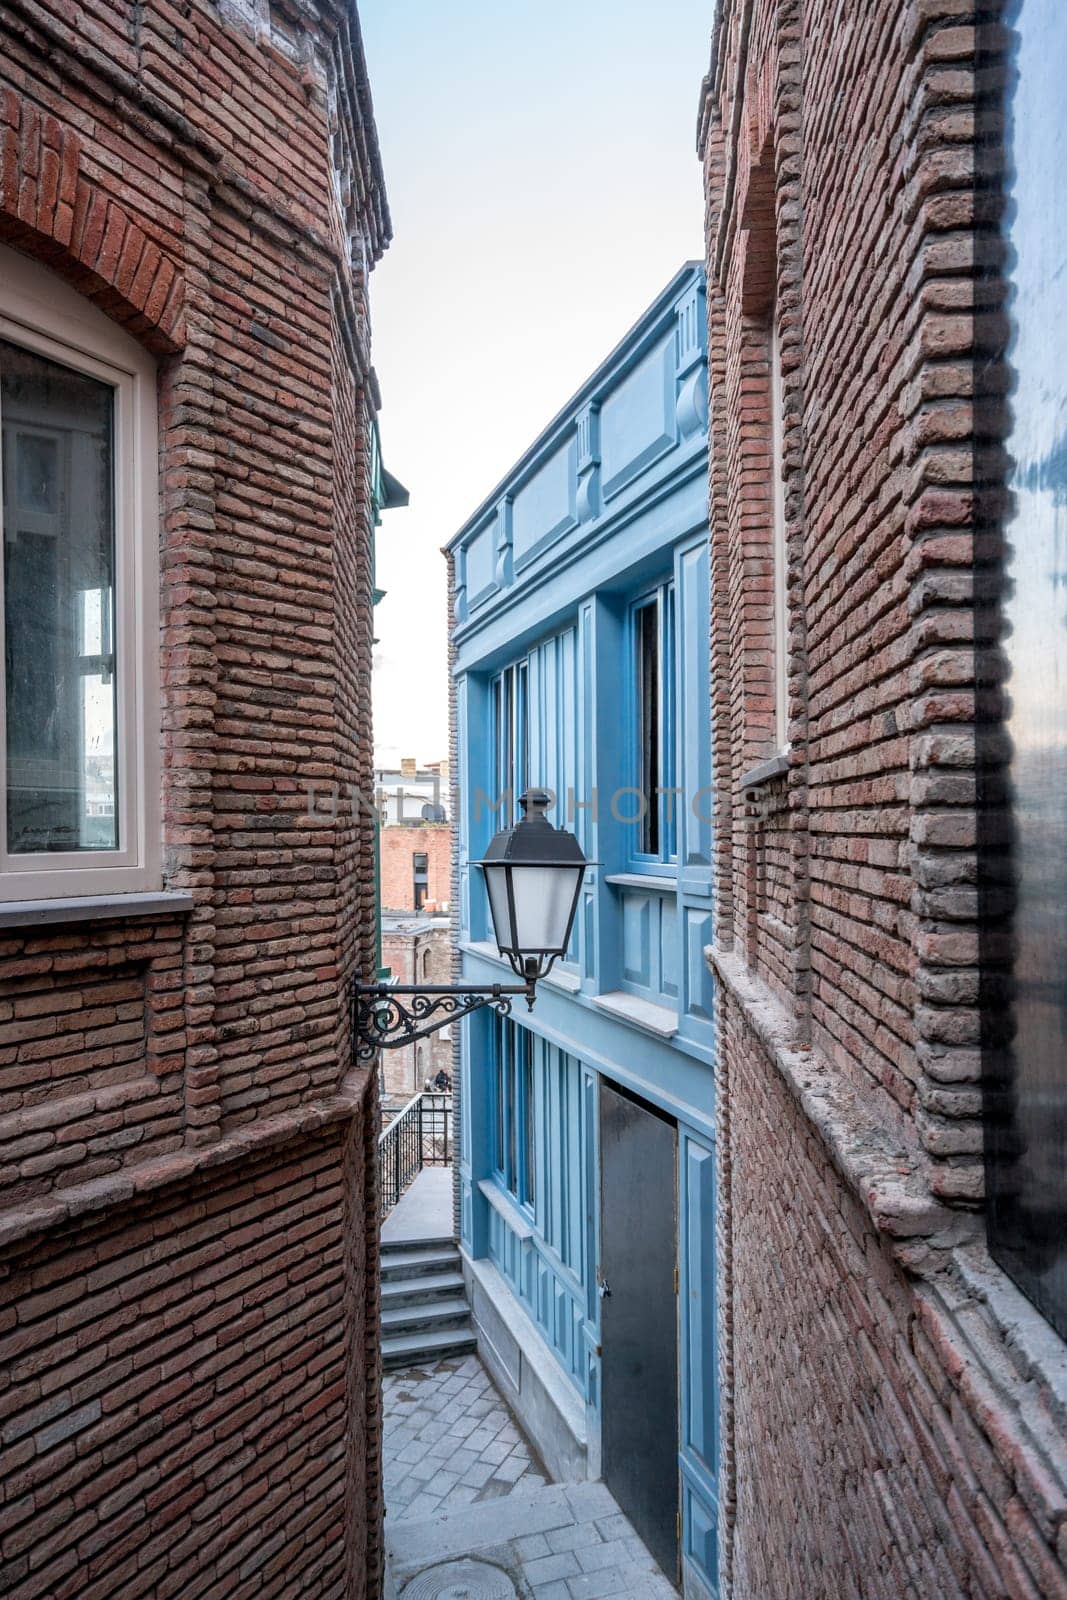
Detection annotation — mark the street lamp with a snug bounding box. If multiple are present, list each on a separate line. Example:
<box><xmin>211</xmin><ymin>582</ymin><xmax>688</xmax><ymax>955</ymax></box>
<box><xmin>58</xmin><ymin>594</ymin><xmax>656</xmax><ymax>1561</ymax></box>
<box><xmin>353</xmin><ymin>789</ymin><xmax>588</xmax><ymax>1063</ymax></box>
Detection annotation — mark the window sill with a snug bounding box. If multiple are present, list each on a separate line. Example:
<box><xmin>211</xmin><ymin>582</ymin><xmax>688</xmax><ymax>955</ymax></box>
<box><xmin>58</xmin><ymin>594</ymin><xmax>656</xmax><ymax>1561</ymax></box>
<box><xmin>0</xmin><ymin>890</ymin><xmax>194</xmax><ymax>930</ymax></box>
<box><xmin>477</xmin><ymin>1178</ymin><xmax>535</xmax><ymax>1241</ymax></box>
<box><xmin>591</xmin><ymin>990</ymin><xmax>678</xmax><ymax>1038</ymax></box>
<box><xmin>604</xmin><ymin>872</ymin><xmax>678</xmax><ymax>895</ymax></box>
<box><xmin>542</xmin><ymin>964</ymin><xmax>581</xmax><ymax>994</ymax></box>
<box><xmin>739</xmin><ymin>752</ymin><xmax>790</xmax><ymax>791</ymax></box>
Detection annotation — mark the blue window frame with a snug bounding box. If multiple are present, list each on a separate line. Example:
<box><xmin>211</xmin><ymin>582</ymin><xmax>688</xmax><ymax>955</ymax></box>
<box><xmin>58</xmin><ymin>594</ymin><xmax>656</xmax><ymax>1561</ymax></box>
<box><xmin>492</xmin><ymin>658</ymin><xmax>529</xmax><ymax>826</ymax></box>
<box><xmin>492</xmin><ymin>1016</ymin><xmax>534</xmax><ymax>1209</ymax></box>
<box><xmin>630</xmin><ymin>580</ymin><xmax>677</xmax><ymax>868</ymax></box>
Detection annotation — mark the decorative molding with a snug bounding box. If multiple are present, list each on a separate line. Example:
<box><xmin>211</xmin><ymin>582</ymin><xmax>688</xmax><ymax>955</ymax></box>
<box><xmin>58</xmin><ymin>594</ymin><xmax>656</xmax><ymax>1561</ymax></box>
<box><xmin>575</xmin><ymin>402</ymin><xmax>600</xmax><ymax>524</ymax></box>
<box><xmin>494</xmin><ymin>495</ymin><xmax>514</xmax><ymax>587</ymax></box>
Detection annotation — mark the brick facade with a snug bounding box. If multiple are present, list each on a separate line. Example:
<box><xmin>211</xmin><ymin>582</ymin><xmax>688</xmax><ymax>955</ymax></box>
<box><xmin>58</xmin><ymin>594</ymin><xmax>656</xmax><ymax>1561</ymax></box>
<box><xmin>0</xmin><ymin>0</ymin><xmax>390</xmax><ymax>1593</ymax></box>
<box><xmin>699</xmin><ymin>3</ymin><xmax>1067</xmax><ymax>1596</ymax></box>
<box><xmin>379</xmin><ymin>822</ymin><xmax>450</xmax><ymax>913</ymax></box>
<box><xmin>379</xmin><ymin>917</ymin><xmax>452</xmax><ymax>1101</ymax></box>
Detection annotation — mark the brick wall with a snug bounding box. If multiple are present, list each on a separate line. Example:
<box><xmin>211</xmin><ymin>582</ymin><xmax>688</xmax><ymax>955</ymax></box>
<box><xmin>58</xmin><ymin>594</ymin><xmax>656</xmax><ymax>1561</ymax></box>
<box><xmin>379</xmin><ymin>922</ymin><xmax>453</xmax><ymax>1101</ymax></box>
<box><xmin>379</xmin><ymin>823</ymin><xmax>451</xmax><ymax>913</ymax></box>
<box><xmin>0</xmin><ymin>0</ymin><xmax>389</xmax><ymax>1591</ymax></box>
<box><xmin>700</xmin><ymin>2</ymin><xmax>1067</xmax><ymax>1595</ymax></box>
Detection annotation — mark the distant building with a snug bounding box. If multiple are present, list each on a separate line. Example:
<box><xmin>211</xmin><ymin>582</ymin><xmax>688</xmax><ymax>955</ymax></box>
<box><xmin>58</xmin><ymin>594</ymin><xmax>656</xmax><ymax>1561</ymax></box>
<box><xmin>380</xmin><ymin>821</ymin><xmax>450</xmax><ymax>913</ymax></box>
<box><xmin>379</xmin><ymin>912</ymin><xmax>453</xmax><ymax>1102</ymax></box>
<box><xmin>375</xmin><ymin>758</ymin><xmax>450</xmax><ymax>825</ymax></box>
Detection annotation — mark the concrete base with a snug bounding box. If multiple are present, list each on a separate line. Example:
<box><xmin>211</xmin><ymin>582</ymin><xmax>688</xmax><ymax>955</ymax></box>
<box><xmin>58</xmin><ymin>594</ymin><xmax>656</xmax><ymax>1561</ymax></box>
<box><xmin>461</xmin><ymin>1252</ymin><xmax>590</xmax><ymax>1485</ymax></box>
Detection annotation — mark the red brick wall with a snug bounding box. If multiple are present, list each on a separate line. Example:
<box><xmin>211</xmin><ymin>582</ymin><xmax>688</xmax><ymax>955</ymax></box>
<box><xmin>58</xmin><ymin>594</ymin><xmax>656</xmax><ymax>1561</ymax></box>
<box><xmin>0</xmin><ymin>0</ymin><xmax>388</xmax><ymax>1592</ymax></box>
<box><xmin>379</xmin><ymin>824</ymin><xmax>451</xmax><ymax>913</ymax></box>
<box><xmin>0</xmin><ymin>1121</ymin><xmax>367</xmax><ymax>1600</ymax></box>
<box><xmin>700</xmin><ymin>3</ymin><xmax>1067</xmax><ymax>1595</ymax></box>
<box><xmin>379</xmin><ymin>924</ymin><xmax>453</xmax><ymax>1100</ymax></box>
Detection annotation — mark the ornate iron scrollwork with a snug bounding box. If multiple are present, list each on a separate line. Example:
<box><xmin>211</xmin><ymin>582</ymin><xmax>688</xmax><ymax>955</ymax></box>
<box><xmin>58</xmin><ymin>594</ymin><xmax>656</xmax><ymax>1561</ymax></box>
<box><xmin>352</xmin><ymin>979</ymin><xmax>535</xmax><ymax>1065</ymax></box>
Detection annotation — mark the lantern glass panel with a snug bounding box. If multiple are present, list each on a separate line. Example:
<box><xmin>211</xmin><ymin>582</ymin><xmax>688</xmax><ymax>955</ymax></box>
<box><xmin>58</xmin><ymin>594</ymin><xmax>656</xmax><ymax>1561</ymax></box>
<box><xmin>484</xmin><ymin>863</ymin><xmax>517</xmax><ymax>952</ymax></box>
<box><xmin>510</xmin><ymin>863</ymin><xmax>582</xmax><ymax>953</ymax></box>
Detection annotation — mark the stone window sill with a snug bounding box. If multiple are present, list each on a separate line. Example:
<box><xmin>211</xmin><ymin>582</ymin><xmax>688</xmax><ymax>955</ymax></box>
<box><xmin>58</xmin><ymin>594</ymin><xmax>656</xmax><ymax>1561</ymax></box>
<box><xmin>0</xmin><ymin>890</ymin><xmax>194</xmax><ymax>930</ymax></box>
<box><xmin>604</xmin><ymin>872</ymin><xmax>678</xmax><ymax>895</ymax></box>
<box><xmin>739</xmin><ymin>752</ymin><xmax>790</xmax><ymax>791</ymax></box>
<box><xmin>591</xmin><ymin>990</ymin><xmax>678</xmax><ymax>1038</ymax></box>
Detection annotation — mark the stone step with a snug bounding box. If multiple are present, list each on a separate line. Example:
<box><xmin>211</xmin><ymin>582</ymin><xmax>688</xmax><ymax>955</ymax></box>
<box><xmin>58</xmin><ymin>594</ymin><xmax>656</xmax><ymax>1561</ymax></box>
<box><xmin>381</xmin><ymin>1271</ymin><xmax>466</xmax><ymax>1309</ymax></box>
<box><xmin>381</xmin><ymin>1296</ymin><xmax>471</xmax><ymax>1338</ymax></box>
<box><xmin>380</xmin><ymin>1243</ymin><xmax>460</xmax><ymax>1282</ymax></box>
<box><xmin>380</xmin><ymin>1233</ymin><xmax>455</xmax><ymax>1255</ymax></box>
<box><xmin>381</xmin><ymin>1325</ymin><xmax>477</xmax><ymax>1371</ymax></box>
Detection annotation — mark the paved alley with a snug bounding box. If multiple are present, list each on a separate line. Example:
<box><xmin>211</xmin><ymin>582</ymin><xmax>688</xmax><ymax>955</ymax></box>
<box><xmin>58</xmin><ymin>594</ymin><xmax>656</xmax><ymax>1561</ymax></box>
<box><xmin>383</xmin><ymin>1353</ymin><xmax>677</xmax><ymax>1598</ymax></box>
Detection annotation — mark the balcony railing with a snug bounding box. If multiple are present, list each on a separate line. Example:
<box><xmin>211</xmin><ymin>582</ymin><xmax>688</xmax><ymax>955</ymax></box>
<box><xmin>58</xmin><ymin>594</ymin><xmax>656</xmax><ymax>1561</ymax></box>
<box><xmin>377</xmin><ymin>1090</ymin><xmax>452</xmax><ymax>1220</ymax></box>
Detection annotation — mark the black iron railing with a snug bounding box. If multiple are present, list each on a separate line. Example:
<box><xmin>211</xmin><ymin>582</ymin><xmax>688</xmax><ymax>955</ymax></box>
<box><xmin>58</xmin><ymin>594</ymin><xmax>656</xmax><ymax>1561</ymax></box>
<box><xmin>377</xmin><ymin>1090</ymin><xmax>451</xmax><ymax>1220</ymax></box>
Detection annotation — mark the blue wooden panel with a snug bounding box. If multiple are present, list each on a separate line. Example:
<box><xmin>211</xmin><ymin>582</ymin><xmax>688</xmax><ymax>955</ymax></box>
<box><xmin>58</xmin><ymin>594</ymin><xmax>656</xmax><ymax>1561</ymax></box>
<box><xmin>686</xmin><ymin>907</ymin><xmax>714</xmax><ymax>1024</ymax></box>
<box><xmin>661</xmin><ymin>900</ymin><xmax>680</xmax><ymax>1000</ymax></box>
<box><xmin>600</xmin><ymin>336</ymin><xmax>675</xmax><ymax>500</ymax></box>
<box><xmin>621</xmin><ymin>892</ymin><xmax>652</xmax><ymax>987</ymax></box>
<box><xmin>513</xmin><ymin>441</ymin><xmax>577</xmax><ymax>565</ymax></box>
<box><xmin>682</xmin><ymin>1137</ymin><xmax>717</xmax><ymax>1474</ymax></box>
<box><xmin>680</xmin><ymin>1133</ymin><xmax>719</xmax><ymax>1596</ymax></box>
<box><xmin>466</xmin><ymin>517</ymin><xmax>498</xmax><ymax>607</ymax></box>
<box><xmin>683</xmin><ymin>1476</ymin><xmax>718</xmax><ymax>1594</ymax></box>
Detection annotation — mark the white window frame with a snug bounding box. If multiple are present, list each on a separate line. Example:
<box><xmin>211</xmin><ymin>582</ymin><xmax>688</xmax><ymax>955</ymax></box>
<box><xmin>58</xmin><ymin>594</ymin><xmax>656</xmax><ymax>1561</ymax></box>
<box><xmin>0</xmin><ymin>243</ymin><xmax>160</xmax><ymax>900</ymax></box>
<box><xmin>769</xmin><ymin>314</ymin><xmax>789</xmax><ymax>752</ymax></box>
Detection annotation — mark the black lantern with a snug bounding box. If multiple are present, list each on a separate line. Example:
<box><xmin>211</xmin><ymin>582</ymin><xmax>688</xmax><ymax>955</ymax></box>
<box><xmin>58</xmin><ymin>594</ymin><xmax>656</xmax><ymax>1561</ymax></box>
<box><xmin>352</xmin><ymin>787</ymin><xmax>589</xmax><ymax>1063</ymax></box>
<box><xmin>476</xmin><ymin>789</ymin><xmax>587</xmax><ymax>982</ymax></box>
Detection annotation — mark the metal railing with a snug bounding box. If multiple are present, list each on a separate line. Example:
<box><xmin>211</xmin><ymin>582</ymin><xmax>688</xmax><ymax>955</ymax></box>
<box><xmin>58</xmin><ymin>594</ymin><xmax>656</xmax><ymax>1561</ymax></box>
<box><xmin>377</xmin><ymin>1090</ymin><xmax>451</xmax><ymax>1221</ymax></box>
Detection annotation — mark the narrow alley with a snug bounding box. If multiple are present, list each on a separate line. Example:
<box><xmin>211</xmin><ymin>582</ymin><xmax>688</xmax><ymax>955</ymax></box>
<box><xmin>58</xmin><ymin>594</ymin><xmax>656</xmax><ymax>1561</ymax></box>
<box><xmin>381</xmin><ymin>1172</ymin><xmax>677</xmax><ymax>1599</ymax></box>
<box><xmin>384</xmin><ymin>1353</ymin><xmax>678</xmax><ymax>1599</ymax></box>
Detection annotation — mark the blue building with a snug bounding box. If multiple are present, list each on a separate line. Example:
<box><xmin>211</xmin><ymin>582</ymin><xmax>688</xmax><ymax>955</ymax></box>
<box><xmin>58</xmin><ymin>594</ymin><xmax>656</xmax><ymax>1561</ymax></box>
<box><xmin>447</xmin><ymin>264</ymin><xmax>717</xmax><ymax>1598</ymax></box>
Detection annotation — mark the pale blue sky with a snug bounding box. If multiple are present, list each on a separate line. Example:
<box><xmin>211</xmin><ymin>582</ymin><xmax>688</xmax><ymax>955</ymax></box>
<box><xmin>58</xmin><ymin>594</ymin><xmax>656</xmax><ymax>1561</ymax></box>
<box><xmin>362</xmin><ymin>0</ymin><xmax>713</xmax><ymax>765</ymax></box>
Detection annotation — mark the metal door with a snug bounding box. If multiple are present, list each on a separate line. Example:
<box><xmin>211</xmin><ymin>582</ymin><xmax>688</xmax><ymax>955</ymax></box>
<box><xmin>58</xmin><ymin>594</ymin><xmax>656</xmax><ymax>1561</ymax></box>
<box><xmin>598</xmin><ymin>1080</ymin><xmax>679</xmax><ymax>1582</ymax></box>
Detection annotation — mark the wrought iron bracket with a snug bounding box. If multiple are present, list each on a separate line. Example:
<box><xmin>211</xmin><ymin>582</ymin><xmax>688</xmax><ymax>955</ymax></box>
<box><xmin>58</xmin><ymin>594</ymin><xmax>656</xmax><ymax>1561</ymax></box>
<box><xmin>352</xmin><ymin>976</ymin><xmax>536</xmax><ymax>1065</ymax></box>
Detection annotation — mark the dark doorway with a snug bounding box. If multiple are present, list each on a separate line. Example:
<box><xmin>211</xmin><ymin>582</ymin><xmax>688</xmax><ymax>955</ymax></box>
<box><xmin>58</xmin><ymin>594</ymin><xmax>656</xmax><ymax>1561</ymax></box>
<box><xmin>598</xmin><ymin>1080</ymin><xmax>679</xmax><ymax>1582</ymax></box>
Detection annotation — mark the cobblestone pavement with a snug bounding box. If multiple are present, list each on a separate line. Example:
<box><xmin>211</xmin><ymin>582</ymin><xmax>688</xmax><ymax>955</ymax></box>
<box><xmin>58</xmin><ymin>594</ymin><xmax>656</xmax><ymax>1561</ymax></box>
<box><xmin>384</xmin><ymin>1353</ymin><xmax>676</xmax><ymax>1598</ymax></box>
<box><xmin>383</xmin><ymin>1352</ymin><xmax>549</xmax><ymax>1522</ymax></box>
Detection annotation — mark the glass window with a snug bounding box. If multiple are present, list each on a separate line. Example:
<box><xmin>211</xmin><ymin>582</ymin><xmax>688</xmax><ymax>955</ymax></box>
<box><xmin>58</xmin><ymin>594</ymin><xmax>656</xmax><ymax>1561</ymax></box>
<box><xmin>636</xmin><ymin>599</ymin><xmax>660</xmax><ymax>855</ymax></box>
<box><xmin>632</xmin><ymin>582</ymin><xmax>677</xmax><ymax>864</ymax></box>
<box><xmin>492</xmin><ymin>658</ymin><xmax>529</xmax><ymax>824</ymax></box>
<box><xmin>2</xmin><ymin>340</ymin><xmax>117</xmax><ymax>855</ymax></box>
<box><xmin>492</xmin><ymin>1017</ymin><xmax>535</xmax><ymax>1210</ymax></box>
<box><xmin>0</xmin><ymin>243</ymin><xmax>160</xmax><ymax>901</ymax></box>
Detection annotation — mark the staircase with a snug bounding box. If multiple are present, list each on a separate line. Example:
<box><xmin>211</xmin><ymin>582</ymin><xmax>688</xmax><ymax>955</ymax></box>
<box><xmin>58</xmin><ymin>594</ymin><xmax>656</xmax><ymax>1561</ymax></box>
<box><xmin>380</xmin><ymin>1236</ymin><xmax>476</xmax><ymax>1370</ymax></box>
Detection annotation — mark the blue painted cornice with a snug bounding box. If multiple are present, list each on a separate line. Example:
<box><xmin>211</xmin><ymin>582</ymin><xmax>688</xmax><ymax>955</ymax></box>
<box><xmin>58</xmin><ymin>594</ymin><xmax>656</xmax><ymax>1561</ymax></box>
<box><xmin>444</xmin><ymin>265</ymin><xmax>708</xmax><ymax>608</ymax></box>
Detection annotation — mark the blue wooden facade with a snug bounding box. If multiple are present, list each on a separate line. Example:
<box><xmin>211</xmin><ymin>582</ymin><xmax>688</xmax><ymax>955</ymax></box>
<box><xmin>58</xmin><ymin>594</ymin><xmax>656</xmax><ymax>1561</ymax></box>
<box><xmin>448</xmin><ymin>264</ymin><xmax>718</xmax><ymax>1598</ymax></box>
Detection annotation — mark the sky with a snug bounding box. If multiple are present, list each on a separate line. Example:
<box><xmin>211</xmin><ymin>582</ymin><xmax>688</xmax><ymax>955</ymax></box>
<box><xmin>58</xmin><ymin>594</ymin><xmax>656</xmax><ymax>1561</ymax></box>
<box><xmin>361</xmin><ymin>0</ymin><xmax>713</xmax><ymax>768</ymax></box>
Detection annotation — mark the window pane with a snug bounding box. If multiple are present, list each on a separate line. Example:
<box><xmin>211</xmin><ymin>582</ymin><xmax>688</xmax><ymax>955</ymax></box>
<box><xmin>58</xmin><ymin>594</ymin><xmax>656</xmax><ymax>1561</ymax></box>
<box><xmin>506</xmin><ymin>1029</ymin><xmax>517</xmax><ymax>1194</ymax></box>
<box><xmin>502</xmin><ymin>665</ymin><xmax>514</xmax><ymax>822</ymax></box>
<box><xmin>517</xmin><ymin>661</ymin><xmax>529</xmax><ymax>803</ymax></box>
<box><xmin>637</xmin><ymin>601</ymin><xmax>659</xmax><ymax>854</ymax></box>
<box><xmin>495</xmin><ymin>1019</ymin><xmax>505</xmax><ymax>1174</ymax></box>
<box><xmin>1</xmin><ymin>340</ymin><xmax>117</xmax><ymax>854</ymax></box>
<box><xmin>663</xmin><ymin>584</ymin><xmax>677</xmax><ymax>859</ymax></box>
<box><xmin>522</xmin><ymin>1038</ymin><xmax>535</xmax><ymax>1208</ymax></box>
